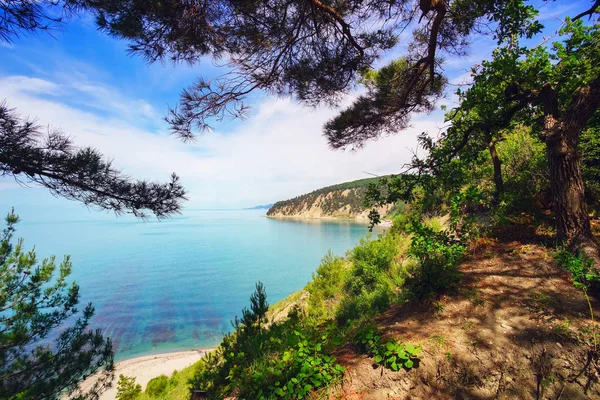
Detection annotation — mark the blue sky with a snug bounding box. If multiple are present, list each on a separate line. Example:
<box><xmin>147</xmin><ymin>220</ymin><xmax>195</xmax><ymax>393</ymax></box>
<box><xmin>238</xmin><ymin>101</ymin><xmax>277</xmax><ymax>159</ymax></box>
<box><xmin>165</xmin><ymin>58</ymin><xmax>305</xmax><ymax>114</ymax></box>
<box><xmin>0</xmin><ymin>0</ymin><xmax>588</xmax><ymax>221</ymax></box>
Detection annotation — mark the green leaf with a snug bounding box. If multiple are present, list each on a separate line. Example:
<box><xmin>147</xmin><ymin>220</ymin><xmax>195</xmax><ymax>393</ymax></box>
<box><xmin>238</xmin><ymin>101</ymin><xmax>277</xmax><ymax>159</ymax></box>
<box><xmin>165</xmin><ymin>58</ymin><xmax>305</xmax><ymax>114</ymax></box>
<box><xmin>405</xmin><ymin>359</ymin><xmax>414</xmax><ymax>369</ymax></box>
<box><xmin>374</xmin><ymin>355</ymin><xmax>383</xmax><ymax>363</ymax></box>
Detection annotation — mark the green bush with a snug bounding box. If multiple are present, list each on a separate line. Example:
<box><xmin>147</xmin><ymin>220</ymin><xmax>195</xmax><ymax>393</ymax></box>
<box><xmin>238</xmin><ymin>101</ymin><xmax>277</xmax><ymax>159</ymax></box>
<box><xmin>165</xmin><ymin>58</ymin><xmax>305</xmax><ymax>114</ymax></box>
<box><xmin>116</xmin><ymin>375</ymin><xmax>142</xmax><ymax>400</ymax></box>
<box><xmin>581</xmin><ymin>125</ymin><xmax>600</xmax><ymax>209</ymax></box>
<box><xmin>351</xmin><ymin>234</ymin><xmax>397</xmax><ymax>272</ymax></box>
<box><xmin>190</xmin><ymin>285</ymin><xmax>345</xmax><ymax>399</ymax></box>
<box><xmin>388</xmin><ymin>212</ymin><xmax>412</xmax><ymax>236</ymax></box>
<box><xmin>554</xmin><ymin>249</ymin><xmax>599</xmax><ymax>349</ymax></box>
<box><xmin>145</xmin><ymin>375</ymin><xmax>169</xmax><ymax>397</ymax></box>
<box><xmin>336</xmin><ymin>280</ymin><xmax>395</xmax><ymax>324</ymax></box>
<box><xmin>333</xmin><ymin>233</ymin><xmax>403</xmax><ymax>324</ymax></box>
<box><xmin>405</xmin><ymin>222</ymin><xmax>465</xmax><ymax>299</ymax></box>
<box><xmin>355</xmin><ymin>326</ymin><xmax>421</xmax><ymax>371</ymax></box>
<box><xmin>554</xmin><ymin>250</ymin><xmax>599</xmax><ymax>291</ymax></box>
<box><xmin>309</xmin><ymin>252</ymin><xmax>346</xmax><ymax>298</ymax></box>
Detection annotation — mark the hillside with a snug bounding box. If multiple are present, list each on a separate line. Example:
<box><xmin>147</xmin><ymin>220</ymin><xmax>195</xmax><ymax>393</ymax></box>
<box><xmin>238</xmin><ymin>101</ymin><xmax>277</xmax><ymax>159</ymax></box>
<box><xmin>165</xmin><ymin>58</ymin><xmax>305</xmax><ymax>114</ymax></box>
<box><xmin>266</xmin><ymin>225</ymin><xmax>600</xmax><ymax>399</ymax></box>
<box><xmin>267</xmin><ymin>176</ymin><xmax>392</xmax><ymax>220</ymax></box>
<box><xmin>332</xmin><ymin>240</ymin><xmax>600</xmax><ymax>399</ymax></box>
<box><xmin>120</xmin><ymin>219</ymin><xmax>600</xmax><ymax>400</ymax></box>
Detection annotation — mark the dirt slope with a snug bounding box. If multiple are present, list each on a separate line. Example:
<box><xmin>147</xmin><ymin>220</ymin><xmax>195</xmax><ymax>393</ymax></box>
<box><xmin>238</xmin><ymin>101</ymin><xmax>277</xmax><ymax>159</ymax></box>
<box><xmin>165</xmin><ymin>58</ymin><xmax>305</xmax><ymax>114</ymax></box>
<box><xmin>333</xmin><ymin>241</ymin><xmax>600</xmax><ymax>399</ymax></box>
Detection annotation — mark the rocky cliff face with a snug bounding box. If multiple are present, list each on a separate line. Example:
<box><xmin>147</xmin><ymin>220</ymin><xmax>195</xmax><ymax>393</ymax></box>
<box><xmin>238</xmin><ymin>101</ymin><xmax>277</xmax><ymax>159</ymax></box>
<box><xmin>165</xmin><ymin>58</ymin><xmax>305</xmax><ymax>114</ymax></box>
<box><xmin>267</xmin><ymin>185</ymin><xmax>391</xmax><ymax>221</ymax></box>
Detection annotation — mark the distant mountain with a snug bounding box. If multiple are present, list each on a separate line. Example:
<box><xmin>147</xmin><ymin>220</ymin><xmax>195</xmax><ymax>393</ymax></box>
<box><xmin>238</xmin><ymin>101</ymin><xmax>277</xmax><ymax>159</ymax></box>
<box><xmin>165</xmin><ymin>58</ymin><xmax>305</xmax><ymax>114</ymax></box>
<box><xmin>243</xmin><ymin>203</ymin><xmax>274</xmax><ymax>210</ymax></box>
<box><xmin>266</xmin><ymin>176</ymin><xmax>392</xmax><ymax>220</ymax></box>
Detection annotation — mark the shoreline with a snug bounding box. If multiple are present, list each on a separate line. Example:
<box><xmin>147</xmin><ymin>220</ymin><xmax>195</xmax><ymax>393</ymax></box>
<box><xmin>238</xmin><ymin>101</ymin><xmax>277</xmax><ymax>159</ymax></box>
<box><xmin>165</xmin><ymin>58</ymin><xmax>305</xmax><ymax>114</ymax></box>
<box><xmin>72</xmin><ymin>348</ymin><xmax>215</xmax><ymax>400</ymax></box>
<box><xmin>265</xmin><ymin>214</ymin><xmax>371</xmax><ymax>223</ymax></box>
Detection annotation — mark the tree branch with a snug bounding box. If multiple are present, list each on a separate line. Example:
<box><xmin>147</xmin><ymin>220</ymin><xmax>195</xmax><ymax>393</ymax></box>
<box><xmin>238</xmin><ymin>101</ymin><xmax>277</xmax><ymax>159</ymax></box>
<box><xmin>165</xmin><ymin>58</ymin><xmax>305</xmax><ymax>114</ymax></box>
<box><xmin>307</xmin><ymin>0</ymin><xmax>364</xmax><ymax>57</ymax></box>
<box><xmin>562</xmin><ymin>77</ymin><xmax>600</xmax><ymax>133</ymax></box>
<box><xmin>573</xmin><ymin>0</ymin><xmax>600</xmax><ymax>21</ymax></box>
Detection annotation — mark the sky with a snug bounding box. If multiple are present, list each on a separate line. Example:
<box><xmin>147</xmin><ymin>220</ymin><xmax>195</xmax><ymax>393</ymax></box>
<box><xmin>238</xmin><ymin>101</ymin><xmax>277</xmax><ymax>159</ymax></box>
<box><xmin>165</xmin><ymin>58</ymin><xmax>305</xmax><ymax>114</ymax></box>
<box><xmin>0</xmin><ymin>0</ymin><xmax>587</xmax><ymax>221</ymax></box>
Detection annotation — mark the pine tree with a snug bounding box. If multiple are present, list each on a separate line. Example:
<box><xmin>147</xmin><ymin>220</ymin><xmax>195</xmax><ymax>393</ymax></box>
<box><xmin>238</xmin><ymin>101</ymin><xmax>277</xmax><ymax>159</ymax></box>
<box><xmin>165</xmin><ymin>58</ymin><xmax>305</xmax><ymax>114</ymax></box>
<box><xmin>0</xmin><ymin>210</ymin><xmax>114</xmax><ymax>399</ymax></box>
<box><xmin>0</xmin><ymin>104</ymin><xmax>187</xmax><ymax>218</ymax></box>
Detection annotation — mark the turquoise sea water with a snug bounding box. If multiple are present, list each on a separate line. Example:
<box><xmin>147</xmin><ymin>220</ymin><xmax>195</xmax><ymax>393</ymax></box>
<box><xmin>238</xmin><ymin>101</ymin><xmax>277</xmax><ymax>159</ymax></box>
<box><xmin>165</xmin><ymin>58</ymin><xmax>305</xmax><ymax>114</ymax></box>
<box><xmin>14</xmin><ymin>209</ymin><xmax>370</xmax><ymax>361</ymax></box>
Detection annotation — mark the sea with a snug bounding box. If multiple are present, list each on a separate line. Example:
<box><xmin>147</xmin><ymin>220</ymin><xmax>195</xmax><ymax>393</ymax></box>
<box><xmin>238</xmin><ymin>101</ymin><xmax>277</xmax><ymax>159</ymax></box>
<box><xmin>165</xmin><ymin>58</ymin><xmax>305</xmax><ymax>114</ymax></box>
<box><xmin>14</xmin><ymin>209</ymin><xmax>371</xmax><ymax>361</ymax></box>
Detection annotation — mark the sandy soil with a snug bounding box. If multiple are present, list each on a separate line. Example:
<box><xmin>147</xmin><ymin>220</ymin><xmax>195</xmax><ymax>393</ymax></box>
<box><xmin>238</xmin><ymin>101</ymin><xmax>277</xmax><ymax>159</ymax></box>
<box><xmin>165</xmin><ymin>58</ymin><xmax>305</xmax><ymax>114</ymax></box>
<box><xmin>333</xmin><ymin>240</ymin><xmax>600</xmax><ymax>399</ymax></box>
<box><xmin>72</xmin><ymin>349</ymin><xmax>213</xmax><ymax>400</ymax></box>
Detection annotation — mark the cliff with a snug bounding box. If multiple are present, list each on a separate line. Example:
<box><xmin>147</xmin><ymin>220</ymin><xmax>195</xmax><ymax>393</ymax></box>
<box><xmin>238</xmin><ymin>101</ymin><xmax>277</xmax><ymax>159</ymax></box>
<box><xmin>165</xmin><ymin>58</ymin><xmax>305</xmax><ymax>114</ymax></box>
<box><xmin>266</xmin><ymin>176</ymin><xmax>391</xmax><ymax>221</ymax></box>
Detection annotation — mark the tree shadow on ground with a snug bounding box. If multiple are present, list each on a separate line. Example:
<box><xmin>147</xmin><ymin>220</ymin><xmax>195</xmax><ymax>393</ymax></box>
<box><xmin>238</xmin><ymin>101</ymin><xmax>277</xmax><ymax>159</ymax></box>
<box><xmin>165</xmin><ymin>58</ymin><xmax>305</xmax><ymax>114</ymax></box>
<box><xmin>335</xmin><ymin>242</ymin><xmax>600</xmax><ymax>399</ymax></box>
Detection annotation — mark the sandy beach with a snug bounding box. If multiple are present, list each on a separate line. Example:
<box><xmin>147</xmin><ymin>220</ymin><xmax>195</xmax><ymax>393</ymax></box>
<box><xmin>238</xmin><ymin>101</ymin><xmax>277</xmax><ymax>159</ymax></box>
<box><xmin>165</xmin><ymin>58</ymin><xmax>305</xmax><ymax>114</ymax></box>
<box><xmin>72</xmin><ymin>349</ymin><xmax>214</xmax><ymax>400</ymax></box>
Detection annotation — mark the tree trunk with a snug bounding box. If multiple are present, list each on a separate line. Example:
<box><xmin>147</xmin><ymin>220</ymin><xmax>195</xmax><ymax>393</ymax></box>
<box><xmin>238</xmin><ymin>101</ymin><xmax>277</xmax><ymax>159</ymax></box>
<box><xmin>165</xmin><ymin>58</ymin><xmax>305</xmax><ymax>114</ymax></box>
<box><xmin>545</xmin><ymin>129</ymin><xmax>592</xmax><ymax>247</ymax></box>
<box><xmin>540</xmin><ymin>81</ymin><xmax>599</xmax><ymax>251</ymax></box>
<box><xmin>488</xmin><ymin>139</ymin><xmax>503</xmax><ymax>203</ymax></box>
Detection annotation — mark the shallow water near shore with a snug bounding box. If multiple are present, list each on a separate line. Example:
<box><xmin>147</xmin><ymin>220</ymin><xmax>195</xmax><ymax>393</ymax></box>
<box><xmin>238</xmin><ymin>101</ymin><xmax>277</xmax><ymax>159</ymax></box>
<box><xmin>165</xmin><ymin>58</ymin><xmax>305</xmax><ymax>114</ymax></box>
<box><xmin>15</xmin><ymin>209</ymin><xmax>369</xmax><ymax>360</ymax></box>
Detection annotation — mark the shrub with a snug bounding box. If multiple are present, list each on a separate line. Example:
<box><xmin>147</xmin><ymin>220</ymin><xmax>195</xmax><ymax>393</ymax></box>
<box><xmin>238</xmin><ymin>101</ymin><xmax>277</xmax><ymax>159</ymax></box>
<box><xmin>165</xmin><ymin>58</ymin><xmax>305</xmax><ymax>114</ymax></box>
<box><xmin>306</xmin><ymin>251</ymin><xmax>347</xmax><ymax>321</ymax></box>
<box><xmin>388</xmin><ymin>212</ymin><xmax>411</xmax><ymax>236</ymax></box>
<box><xmin>496</xmin><ymin>130</ymin><xmax>549</xmax><ymax>216</ymax></box>
<box><xmin>554</xmin><ymin>250</ymin><xmax>599</xmax><ymax>349</ymax></box>
<box><xmin>116</xmin><ymin>375</ymin><xmax>142</xmax><ymax>400</ymax></box>
<box><xmin>333</xmin><ymin>233</ymin><xmax>404</xmax><ymax>324</ymax></box>
<box><xmin>336</xmin><ymin>279</ymin><xmax>395</xmax><ymax>324</ymax></box>
<box><xmin>351</xmin><ymin>234</ymin><xmax>397</xmax><ymax>272</ymax></box>
<box><xmin>554</xmin><ymin>250</ymin><xmax>599</xmax><ymax>291</ymax></box>
<box><xmin>190</xmin><ymin>285</ymin><xmax>345</xmax><ymax>399</ymax></box>
<box><xmin>145</xmin><ymin>375</ymin><xmax>169</xmax><ymax>397</ymax></box>
<box><xmin>405</xmin><ymin>222</ymin><xmax>465</xmax><ymax>299</ymax></box>
<box><xmin>355</xmin><ymin>326</ymin><xmax>421</xmax><ymax>371</ymax></box>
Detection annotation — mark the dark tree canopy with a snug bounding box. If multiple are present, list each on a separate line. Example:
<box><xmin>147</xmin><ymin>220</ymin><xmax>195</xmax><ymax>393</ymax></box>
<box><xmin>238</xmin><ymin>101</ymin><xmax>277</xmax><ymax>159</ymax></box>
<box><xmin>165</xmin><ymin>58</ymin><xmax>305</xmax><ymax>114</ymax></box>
<box><xmin>0</xmin><ymin>211</ymin><xmax>114</xmax><ymax>399</ymax></box>
<box><xmin>0</xmin><ymin>103</ymin><xmax>186</xmax><ymax>218</ymax></box>
<box><xmin>70</xmin><ymin>0</ymin><xmax>541</xmax><ymax>141</ymax></box>
<box><xmin>365</xmin><ymin>10</ymin><xmax>600</xmax><ymax>249</ymax></box>
<box><xmin>0</xmin><ymin>0</ymin><xmax>77</xmax><ymax>42</ymax></box>
<box><xmin>453</xmin><ymin>17</ymin><xmax>600</xmax><ymax>246</ymax></box>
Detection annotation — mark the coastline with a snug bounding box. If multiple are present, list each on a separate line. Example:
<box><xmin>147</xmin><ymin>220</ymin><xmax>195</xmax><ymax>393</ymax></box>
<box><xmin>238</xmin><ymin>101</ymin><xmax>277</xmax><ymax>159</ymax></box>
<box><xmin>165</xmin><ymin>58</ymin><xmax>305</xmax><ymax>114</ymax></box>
<box><xmin>265</xmin><ymin>215</ymin><xmax>389</xmax><ymax>232</ymax></box>
<box><xmin>265</xmin><ymin>214</ymin><xmax>371</xmax><ymax>223</ymax></box>
<box><xmin>73</xmin><ymin>348</ymin><xmax>215</xmax><ymax>400</ymax></box>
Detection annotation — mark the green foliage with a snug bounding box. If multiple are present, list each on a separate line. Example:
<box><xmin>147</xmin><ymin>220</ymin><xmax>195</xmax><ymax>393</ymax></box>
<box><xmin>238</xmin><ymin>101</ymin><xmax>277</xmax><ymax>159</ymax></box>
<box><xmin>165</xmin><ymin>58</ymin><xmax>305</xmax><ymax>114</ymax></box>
<box><xmin>554</xmin><ymin>250</ymin><xmax>599</xmax><ymax>292</ymax></box>
<box><xmin>190</xmin><ymin>285</ymin><xmax>345</xmax><ymax>399</ymax></box>
<box><xmin>0</xmin><ymin>105</ymin><xmax>186</xmax><ymax>219</ymax></box>
<box><xmin>145</xmin><ymin>375</ymin><xmax>169</xmax><ymax>397</ymax></box>
<box><xmin>362</xmin><ymin>15</ymin><xmax>600</xmax><ymax>246</ymax></box>
<box><xmin>241</xmin><ymin>329</ymin><xmax>345</xmax><ymax>399</ymax></box>
<box><xmin>0</xmin><ymin>210</ymin><xmax>114</xmax><ymax>400</ymax></box>
<box><xmin>355</xmin><ymin>327</ymin><xmax>421</xmax><ymax>371</ymax></box>
<box><xmin>405</xmin><ymin>222</ymin><xmax>465</xmax><ymax>299</ymax></box>
<box><xmin>554</xmin><ymin>249</ymin><xmax>599</xmax><ymax>350</ymax></box>
<box><xmin>116</xmin><ymin>375</ymin><xmax>142</xmax><ymax>400</ymax></box>
<box><xmin>135</xmin><ymin>361</ymin><xmax>200</xmax><ymax>400</ymax></box>
<box><xmin>306</xmin><ymin>252</ymin><xmax>346</xmax><ymax>320</ymax></box>
<box><xmin>237</xmin><ymin>281</ymin><xmax>269</xmax><ymax>337</ymax></box>
<box><xmin>581</xmin><ymin>123</ymin><xmax>600</xmax><ymax>208</ymax></box>
<box><xmin>336</xmin><ymin>234</ymin><xmax>403</xmax><ymax>324</ymax></box>
<box><xmin>388</xmin><ymin>212</ymin><xmax>411</xmax><ymax>236</ymax></box>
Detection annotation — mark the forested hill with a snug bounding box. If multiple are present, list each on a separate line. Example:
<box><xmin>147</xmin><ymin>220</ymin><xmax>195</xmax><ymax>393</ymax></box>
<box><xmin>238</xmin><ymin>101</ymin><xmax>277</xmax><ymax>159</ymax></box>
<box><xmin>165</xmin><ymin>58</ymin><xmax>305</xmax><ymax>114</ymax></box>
<box><xmin>266</xmin><ymin>176</ymin><xmax>391</xmax><ymax>220</ymax></box>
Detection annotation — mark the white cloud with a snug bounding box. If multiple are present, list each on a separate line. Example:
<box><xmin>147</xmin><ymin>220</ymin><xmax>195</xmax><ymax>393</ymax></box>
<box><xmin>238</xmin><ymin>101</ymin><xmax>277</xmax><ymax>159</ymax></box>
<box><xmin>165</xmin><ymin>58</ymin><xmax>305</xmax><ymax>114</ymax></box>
<box><xmin>1</xmin><ymin>75</ymin><xmax>157</xmax><ymax>126</ymax></box>
<box><xmin>1</xmin><ymin>72</ymin><xmax>444</xmax><ymax>208</ymax></box>
<box><xmin>537</xmin><ymin>1</ymin><xmax>580</xmax><ymax>21</ymax></box>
